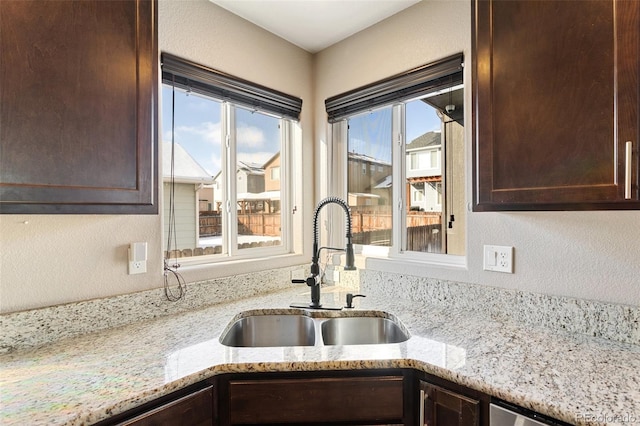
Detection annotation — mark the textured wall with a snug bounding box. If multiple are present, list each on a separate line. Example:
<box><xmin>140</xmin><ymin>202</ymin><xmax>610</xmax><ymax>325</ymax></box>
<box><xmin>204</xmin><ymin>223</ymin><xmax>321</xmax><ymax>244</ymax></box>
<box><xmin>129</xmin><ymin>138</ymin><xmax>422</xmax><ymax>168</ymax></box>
<box><xmin>314</xmin><ymin>0</ymin><xmax>640</xmax><ymax>306</ymax></box>
<box><xmin>0</xmin><ymin>0</ymin><xmax>314</xmax><ymax>313</ymax></box>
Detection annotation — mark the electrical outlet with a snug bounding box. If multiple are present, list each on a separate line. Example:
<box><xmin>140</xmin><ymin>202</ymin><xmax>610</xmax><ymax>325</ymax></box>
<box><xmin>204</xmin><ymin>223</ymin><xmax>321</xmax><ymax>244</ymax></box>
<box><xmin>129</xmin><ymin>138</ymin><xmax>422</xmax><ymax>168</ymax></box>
<box><xmin>128</xmin><ymin>242</ymin><xmax>148</xmax><ymax>275</ymax></box>
<box><xmin>483</xmin><ymin>245</ymin><xmax>514</xmax><ymax>273</ymax></box>
<box><xmin>128</xmin><ymin>260</ymin><xmax>147</xmax><ymax>275</ymax></box>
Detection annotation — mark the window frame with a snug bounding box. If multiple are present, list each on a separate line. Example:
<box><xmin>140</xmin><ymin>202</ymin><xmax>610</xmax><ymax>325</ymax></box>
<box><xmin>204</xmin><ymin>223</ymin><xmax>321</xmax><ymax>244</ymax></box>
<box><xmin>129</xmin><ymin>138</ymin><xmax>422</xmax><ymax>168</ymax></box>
<box><xmin>329</xmin><ymin>97</ymin><xmax>466</xmax><ymax>268</ymax></box>
<box><xmin>161</xmin><ymin>68</ymin><xmax>301</xmax><ymax>267</ymax></box>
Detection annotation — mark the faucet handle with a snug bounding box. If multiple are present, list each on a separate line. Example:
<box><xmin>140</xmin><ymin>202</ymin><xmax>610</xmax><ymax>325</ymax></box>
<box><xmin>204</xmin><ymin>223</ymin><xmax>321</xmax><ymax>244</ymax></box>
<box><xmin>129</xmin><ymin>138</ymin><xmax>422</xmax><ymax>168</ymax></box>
<box><xmin>291</xmin><ymin>277</ymin><xmax>318</xmax><ymax>287</ymax></box>
<box><xmin>345</xmin><ymin>293</ymin><xmax>366</xmax><ymax>308</ymax></box>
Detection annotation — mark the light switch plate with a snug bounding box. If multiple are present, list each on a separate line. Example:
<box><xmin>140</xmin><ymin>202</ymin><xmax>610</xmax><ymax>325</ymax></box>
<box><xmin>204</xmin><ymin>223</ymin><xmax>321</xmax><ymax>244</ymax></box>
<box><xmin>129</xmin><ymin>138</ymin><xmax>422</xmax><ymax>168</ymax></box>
<box><xmin>483</xmin><ymin>245</ymin><xmax>514</xmax><ymax>273</ymax></box>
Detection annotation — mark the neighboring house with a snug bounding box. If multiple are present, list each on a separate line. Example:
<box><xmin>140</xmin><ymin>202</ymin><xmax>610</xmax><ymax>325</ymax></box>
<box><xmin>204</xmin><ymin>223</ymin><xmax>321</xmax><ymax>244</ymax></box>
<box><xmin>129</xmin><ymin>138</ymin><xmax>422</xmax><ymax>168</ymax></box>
<box><xmin>162</xmin><ymin>142</ymin><xmax>214</xmax><ymax>251</ymax></box>
<box><xmin>262</xmin><ymin>152</ymin><xmax>281</xmax><ymax>213</ymax></box>
<box><xmin>347</xmin><ymin>152</ymin><xmax>392</xmax><ymax>206</ymax></box>
<box><xmin>213</xmin><ymin>161</ymin><xmax>279</xmax><ymax>213</ymax></box>
<box><xmin>406</xmin><ymin>130</ymin><xmax>442</xmax><ymax>212</ymax></box>
<box><xmin>213</xmin><ymin>161</ymin><xmax>264</xmax><ymax>212</ymax></box>
<box><xmin>237</xmin><ymin>160</ymin><xmax>265</xmax><ymax>194</ymax></box>
<box><xmin>263</xmin><ymin>152</ymin><xmax>281</xmax><ymax>192</ymax></box>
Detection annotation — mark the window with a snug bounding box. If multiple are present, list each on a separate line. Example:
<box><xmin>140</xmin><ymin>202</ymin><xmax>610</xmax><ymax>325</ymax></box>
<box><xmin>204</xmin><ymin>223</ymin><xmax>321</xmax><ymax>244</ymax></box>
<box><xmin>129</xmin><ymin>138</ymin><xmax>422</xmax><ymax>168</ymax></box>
<box><xmin>410</xmin><ymin>153</ymin><xmax>419</xmax><ymax>170</ymax></box>
<box><xmin>327</xmin><ymin>54</ymin><xmax>465</xmax><ymax>258</ymax></box>
<box><xmin>270</xmin><ymin>166</ymin><xmax>280</xmax><ymax>181</ymax></box>
<box><xmin>430</xmin><ymin>150</ymin><xmax>439</xmax><ymax>169</ymax></box>
<box><xmin>347</xmin><ymin>107</ymin><xmax>393</xmax><ymax>247</ymax></box>
<box><xmin>161</xmin><ymin>54</ymin><xmax>301</xmax><ymax>264</ymax></box>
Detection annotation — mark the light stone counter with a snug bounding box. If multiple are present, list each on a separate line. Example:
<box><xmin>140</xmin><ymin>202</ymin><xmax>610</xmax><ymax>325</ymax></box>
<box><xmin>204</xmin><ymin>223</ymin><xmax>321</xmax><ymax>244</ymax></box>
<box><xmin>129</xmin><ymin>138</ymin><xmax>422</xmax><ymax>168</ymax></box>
<box><xmin>1</xmin><ymin>286</ymin><xmax>639</xmax><ymax>426</ymax></box>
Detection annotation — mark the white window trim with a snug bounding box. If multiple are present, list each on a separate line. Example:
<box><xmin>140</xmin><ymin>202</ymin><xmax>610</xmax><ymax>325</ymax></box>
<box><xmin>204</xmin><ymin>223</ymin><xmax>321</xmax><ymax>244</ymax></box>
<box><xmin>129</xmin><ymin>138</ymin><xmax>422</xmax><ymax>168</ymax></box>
<box><xmin>163</xmin><ymin>95</ymin><xmax>299</xmax><ymax>269</ymax></box>
<box><xmin>329</xmin><ymin>103</ymin><xmax>467</xmax><ymax>270</ymax></box>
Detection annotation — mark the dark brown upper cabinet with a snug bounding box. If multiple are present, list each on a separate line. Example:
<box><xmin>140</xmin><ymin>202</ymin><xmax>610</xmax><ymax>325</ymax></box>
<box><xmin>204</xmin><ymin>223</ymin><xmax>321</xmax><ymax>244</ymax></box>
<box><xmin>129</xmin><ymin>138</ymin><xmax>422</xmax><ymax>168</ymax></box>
<box><xmin>0</xmin><ymin>0</ymin><xmax>158</xmax><ymax>214</ymax></box>
<box><xmin>472</xmin><ymin>0</ymin><xmax>639</xmax><ymax>211</ymax></box>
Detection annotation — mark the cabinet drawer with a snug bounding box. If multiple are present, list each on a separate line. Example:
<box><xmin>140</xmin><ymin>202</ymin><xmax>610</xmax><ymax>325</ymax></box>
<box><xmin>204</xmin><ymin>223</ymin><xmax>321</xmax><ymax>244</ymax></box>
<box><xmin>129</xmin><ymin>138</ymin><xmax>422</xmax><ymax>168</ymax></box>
<box><xmin>228</xmin><ymin>375</ymin><xmax>404</xmax><ymax>424</ymax></box>
<box><xmin>117</xmin><ymin>386</ymin><xmax>213</xmax><ymax>426</ymax></box>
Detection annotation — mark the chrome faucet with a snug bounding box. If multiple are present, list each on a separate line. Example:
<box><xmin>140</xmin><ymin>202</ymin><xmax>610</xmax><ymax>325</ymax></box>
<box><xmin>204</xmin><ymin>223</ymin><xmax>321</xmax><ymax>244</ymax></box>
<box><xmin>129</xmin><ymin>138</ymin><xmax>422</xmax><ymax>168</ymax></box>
<box><xmin>291</xmin><ymin>197</ymin><xmax>356</xmax><ymax>309</ymax></box>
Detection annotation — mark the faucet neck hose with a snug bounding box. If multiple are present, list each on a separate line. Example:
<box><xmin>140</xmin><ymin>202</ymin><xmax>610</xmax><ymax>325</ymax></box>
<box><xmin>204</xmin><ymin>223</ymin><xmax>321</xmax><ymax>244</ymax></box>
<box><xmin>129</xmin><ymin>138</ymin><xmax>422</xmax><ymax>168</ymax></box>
<box><xmin>311</xmin><ymin>197</ymin><xmax>354</xmax><ymax>268</ymax></box>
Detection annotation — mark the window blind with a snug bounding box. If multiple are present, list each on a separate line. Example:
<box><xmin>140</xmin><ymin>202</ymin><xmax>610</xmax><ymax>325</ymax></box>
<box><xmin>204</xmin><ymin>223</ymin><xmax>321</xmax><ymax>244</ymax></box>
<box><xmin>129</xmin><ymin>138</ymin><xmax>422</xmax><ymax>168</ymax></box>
<box><xmin>161</xmin><ymin>53</ymin><xmax>303</xmax><ymax>121</ymax></box>
<box><xmin>325</xmin><ymin>53</ymin><xmax>463</xmax><ymax>123</ymax></box>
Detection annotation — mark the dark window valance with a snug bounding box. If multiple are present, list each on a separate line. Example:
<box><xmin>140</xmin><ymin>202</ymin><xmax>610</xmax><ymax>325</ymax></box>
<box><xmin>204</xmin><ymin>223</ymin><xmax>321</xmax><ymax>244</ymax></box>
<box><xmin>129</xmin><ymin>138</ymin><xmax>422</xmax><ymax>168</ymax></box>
<box><xmin>325</xmin><ymin>53</ymin><xmax>463</xmax><ymax>123</ymax></box>
<box><xmin>161</xmin><ymin>53</ymin><xmax>303</xmax><ymax>121</ymax></box>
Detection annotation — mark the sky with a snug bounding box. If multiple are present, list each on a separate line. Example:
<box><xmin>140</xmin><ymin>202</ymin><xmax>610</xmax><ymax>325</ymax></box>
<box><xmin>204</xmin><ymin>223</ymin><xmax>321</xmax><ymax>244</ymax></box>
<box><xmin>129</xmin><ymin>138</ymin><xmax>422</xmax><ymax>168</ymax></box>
<box><xmin>162</xmin><ymin>85</ymin><xmax>440</xmax><ymax>176</ymax></box>
<box><xmin>347</xmin><ymin>99</ymin><xmax>441</xmax><ymax>164</ymax></box>
<box><xmin>161</xmin><ymin>85</ymin><xmax>281</xmax><ymax>176</ymax></box>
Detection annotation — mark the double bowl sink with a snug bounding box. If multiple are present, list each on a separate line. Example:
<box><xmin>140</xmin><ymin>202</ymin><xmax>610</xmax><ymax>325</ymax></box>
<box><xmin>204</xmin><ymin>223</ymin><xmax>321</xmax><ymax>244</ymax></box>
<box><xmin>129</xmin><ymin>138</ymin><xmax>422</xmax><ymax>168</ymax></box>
<box><xmin>220</xmin><ymin>310</ymin><xmax>410</xmax><ymax>347</ymax></box>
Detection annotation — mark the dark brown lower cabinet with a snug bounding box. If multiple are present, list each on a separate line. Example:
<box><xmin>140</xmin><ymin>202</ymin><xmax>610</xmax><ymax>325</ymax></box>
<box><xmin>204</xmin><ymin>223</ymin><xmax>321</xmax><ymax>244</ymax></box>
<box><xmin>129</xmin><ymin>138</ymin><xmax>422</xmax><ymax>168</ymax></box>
<box><xmin>94</xmin><ymin>385</ymin><xmax>214</xmax><ymax>426</ymax></box>
<box><xmin>95</xmin><ymin>369</ymin><xmax>496</xmax><ymax>426</ymax></box>
<box><xmin>419</xmin><ymin>374</ymin><xmax>490</xmax><ymax>426</ymax></box>
<box><xmin>216</xmin><ymin>369</ymin><xmax>413</xmax><ymax>425</ymax></box>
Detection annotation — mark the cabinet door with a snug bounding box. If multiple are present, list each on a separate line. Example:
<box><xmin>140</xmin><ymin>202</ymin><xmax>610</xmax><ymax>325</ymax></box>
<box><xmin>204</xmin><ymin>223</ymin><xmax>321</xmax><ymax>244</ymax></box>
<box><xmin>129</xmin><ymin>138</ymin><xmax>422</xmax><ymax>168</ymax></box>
<box><xmin>116</xmin><ymin>386</ymin><xmax>214</xmax><ymax>426</ymax></box>
<box><xmin>226</xmin><ymin>375</ymin><xmax>405</xmax><ymax>424</ymax></box>
<box><xmin>472</xmin><ymin>0</ymin><xmax>639</xmax><ymax>210</ymax></box>
<box><xmin>420</xmin><ymin>381</ymin><xmax>479</xmax><ymax>426</ymax></box>
<box><xmin>0</xmin><ymin>0</ymin><xmax>158</xmax><ymax>214</ymax></box>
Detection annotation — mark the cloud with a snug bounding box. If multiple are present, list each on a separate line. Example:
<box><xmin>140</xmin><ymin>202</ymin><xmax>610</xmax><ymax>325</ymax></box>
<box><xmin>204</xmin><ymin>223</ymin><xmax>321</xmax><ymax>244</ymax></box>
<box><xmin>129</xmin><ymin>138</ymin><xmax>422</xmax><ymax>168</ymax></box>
<box><xmin>162</xmin><ymin>122</ymin><xmax>221</xmax><ymax>145</ymax></box>
<box><xmin>236</xmin><ymin>124</ymin><xmax>265</xmax><ymax>148</ymax></box>
<box><xmin>177</xmin><ymin>121</ymin><xmax>222</xmax><ymax>146</ymax></box>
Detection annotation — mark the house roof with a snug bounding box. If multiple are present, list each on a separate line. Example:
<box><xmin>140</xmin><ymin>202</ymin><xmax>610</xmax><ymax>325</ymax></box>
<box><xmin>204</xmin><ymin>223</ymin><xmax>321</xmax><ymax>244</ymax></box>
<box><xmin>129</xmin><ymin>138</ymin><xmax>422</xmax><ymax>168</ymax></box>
<box><xmin>237</xmin><ymin>190</ymin><xmax>280</xmax><ymax>201</ymax></box>
<box><xmin>238</xmin><ymin>160</ymin><xmax>265</xmax><ymax>176</ymax></box>
<box><xmin>347</xmin><ymin>151</ymin><xmax>391</xmax><ymax>167</ymax></box>
<box><xmin>211</xmin><ymin>161</ymin><xmax>267</xmax><ymax>181</ymax></box>
<box><xmin>162</xmin><ymin>142</ymin><xmax>215</xmax><ymax>184</ymax></box>
<box><xmin>263</xmin><ymin>151</ymin><xmax>280</xmax><ymax>168</ymax></box>
<box><xmin>407</xmin><ymin>130</ymin><xmax>441</xmax><ymax>150</ymax></box>
<box><xmin>374</xmin><ymin>175</ymin><xmax>393</xmax><ymax>189</ymax></box>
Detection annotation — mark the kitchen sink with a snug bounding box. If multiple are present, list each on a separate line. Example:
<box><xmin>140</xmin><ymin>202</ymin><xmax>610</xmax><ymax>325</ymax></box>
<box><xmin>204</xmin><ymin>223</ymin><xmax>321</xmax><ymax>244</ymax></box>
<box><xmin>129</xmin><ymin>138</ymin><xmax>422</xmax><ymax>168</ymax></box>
<box><xmin>219</xmin><ymin>311</ymin><xmax>410</xmax><ymax>347</ymax></box>
<box><xmin>220</xmin><ymin>314</ymin><xmax>316</xmax><ymax>347</ymax></box>
<box><xmin>321</xmin><ymin>317</ymin><xmax>410</xmax><ymax>345</ymax></box>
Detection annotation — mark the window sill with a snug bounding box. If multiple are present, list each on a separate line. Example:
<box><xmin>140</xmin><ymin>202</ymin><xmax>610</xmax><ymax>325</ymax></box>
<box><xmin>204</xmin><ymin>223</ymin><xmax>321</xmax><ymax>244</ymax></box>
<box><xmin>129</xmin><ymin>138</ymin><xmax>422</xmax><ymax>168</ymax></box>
<box><xmin>347</xmin><ymin>250</ymin><xmax>467</xmax><ymax>281</ymax></box>
<box><xmin>168</xmin><ymin>252</ymin><xmax>308</xmax><ymax>284</ymax></box>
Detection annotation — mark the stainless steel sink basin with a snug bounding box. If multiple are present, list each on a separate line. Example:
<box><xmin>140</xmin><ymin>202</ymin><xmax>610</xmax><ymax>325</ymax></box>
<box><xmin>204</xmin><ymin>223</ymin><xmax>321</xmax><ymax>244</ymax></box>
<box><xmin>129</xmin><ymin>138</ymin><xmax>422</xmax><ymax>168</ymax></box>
<box><xmin>220</xmin><ymin>311</ymin><xmax>410</xmax><ymax>348</ymax></box>
<box><xmin>220</xmin><ymin>314</ymin><xmax>316</xmax><ymax>347</ymax></box>
<box><xmin>321</xmin><ymin>317</ymin><xmax>410</xmax><ymax>345</ymax></box>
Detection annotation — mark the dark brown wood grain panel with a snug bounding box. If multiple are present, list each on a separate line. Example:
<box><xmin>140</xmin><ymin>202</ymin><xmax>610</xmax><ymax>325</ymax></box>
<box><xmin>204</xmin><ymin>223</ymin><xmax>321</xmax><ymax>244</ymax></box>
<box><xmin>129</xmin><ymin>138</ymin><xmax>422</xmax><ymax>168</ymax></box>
<box><xmin>0</xmin><ymin>0</ymin><xmax>157</xmax><ymax>213</ymax></box>
<box><xmin>472</xmin><ymin>0</ymin><xmax>639</xmax><ymax>210</ymax></box>
<box><xmin>421</xmin><ymin>381</ymin><xmax>480</xmax><ymax>426</ymax></box>
<box><xmin>228</xmin><ymin>375</ymin><xmax>404</xmax><ymax>424</ymax></box>
<box><xmin>118</xmin><ymin>386</ymin><xmax>213</xmax><ymax>426</ymax></box>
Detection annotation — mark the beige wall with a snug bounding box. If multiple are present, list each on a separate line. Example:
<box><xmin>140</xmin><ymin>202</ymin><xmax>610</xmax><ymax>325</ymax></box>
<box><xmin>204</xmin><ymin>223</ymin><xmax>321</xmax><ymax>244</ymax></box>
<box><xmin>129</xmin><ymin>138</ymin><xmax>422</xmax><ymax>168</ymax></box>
<box><xmin>314</xmin><ymin>0</ymin><xmax>640</xmax><ymax>306</ymax></box>
<box><xmin>0</xmin><ymin>0</ymin><xmax>314</xmax><ymax>313</ymax></box>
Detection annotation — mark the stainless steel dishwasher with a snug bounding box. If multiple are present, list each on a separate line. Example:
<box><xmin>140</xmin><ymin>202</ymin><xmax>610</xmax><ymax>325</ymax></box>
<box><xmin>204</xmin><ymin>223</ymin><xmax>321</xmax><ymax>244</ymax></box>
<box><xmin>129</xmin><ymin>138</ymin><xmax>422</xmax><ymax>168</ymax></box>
<box><xmin>490</xmin><ymin>402</ymin><xmax>570</xmax><ymax>426</ymax></box>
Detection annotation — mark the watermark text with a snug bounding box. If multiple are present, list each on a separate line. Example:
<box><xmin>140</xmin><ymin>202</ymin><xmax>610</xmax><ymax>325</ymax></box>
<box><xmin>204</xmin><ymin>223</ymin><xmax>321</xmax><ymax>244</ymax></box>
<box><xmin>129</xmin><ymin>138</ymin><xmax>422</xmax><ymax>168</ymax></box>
<box><xmin>576</xmin><ymin>413</ymin><xmax>638</xmax><ymax>423</ymax></box>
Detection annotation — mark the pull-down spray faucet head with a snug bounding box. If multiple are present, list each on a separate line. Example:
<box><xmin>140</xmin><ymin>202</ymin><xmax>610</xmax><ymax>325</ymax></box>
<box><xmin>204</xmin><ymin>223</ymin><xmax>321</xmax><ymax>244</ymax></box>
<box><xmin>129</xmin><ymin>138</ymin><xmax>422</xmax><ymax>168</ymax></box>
<box><xmin>294</xmin><ymin>196</ymin><xmax>356</xmax><ymax>309</ymax></box>
<box><xmin>312</xmin><ymin>196</ymin><xmax>356</xmax><ymax>271</ymax></box>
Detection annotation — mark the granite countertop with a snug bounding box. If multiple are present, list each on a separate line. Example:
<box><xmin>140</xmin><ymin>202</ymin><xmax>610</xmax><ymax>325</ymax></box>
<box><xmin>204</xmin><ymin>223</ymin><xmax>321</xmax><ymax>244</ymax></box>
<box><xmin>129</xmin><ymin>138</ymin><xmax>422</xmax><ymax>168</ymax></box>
<box><xmin>1</xmin><ymin>286</ymin><xmax>639</xmax><ymax>426</ymax></box>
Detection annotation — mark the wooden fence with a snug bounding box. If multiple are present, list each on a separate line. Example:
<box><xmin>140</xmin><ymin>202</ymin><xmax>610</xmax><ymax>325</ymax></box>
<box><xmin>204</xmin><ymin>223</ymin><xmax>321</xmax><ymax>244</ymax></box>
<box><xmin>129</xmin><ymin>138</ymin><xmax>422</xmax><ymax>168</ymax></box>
<box><xmin>199</xmin><ymin>209</ymin><xmax>443</xmax><ymax>252</ymax></box>
<box><xmin>199</xmin><ymin>212</ymin><xmax>281</xmax><ymax>237</ymax></box>
<box><xmin>352</xmin><ymin>224</ymin><xmax>442</xmax><ymax>252</ymax></box>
